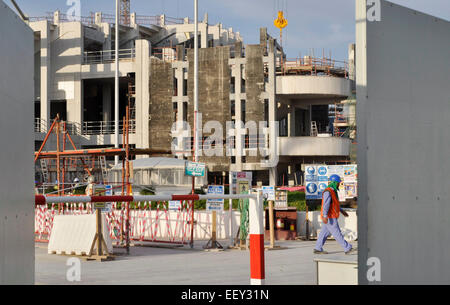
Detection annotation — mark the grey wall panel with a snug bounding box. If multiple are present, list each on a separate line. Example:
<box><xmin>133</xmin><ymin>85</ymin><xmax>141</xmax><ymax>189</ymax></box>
<box><xmin>0</xmin><ymin>2</ymin><xmax>34</xmax><ymax>284</ymax></box>
<box><xmin>357</xmin><ymin>0</ymin><xmax>450</xmax><ymax>284</ymax></box>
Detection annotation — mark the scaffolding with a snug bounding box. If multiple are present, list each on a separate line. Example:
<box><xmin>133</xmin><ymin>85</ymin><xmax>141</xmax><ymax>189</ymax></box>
<box><xmin>120</xmin><ymin>0</ymin><xmax>131</xmax><ymax>26</ymax></box>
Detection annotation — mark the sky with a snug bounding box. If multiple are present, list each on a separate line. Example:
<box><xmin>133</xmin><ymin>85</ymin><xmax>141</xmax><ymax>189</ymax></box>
<box><xmin>7</xmin><ymin>0</ymin><xmax>450</xmax><ymax>61</ymax></box>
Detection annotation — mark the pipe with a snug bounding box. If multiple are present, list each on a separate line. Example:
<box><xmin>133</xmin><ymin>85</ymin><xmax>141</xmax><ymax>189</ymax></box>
<box><xmin>10</xmin><ymin>0</ymin><xmax>28</xmax><ymax>21</ymax></box>
<box><xmin>114</xmin><ymin>0</ymin><xmax>120</xmax><ymax>165</ymax></box>
<box><xmin>35</xmin><ymin>194</ymin><xmax>257</xmax><ymax>205</ymax></box>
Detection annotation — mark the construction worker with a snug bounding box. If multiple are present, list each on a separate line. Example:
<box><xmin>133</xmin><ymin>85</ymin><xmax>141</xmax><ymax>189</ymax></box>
<box><xmin>85</xmin><ymin>175</ymin><xmax>96</xmax><ymax>196</ymax></box>
<box><xmin>313</xmin><ymin>174</ymin><xmax>356</xmax><ymax>255</ymax></box>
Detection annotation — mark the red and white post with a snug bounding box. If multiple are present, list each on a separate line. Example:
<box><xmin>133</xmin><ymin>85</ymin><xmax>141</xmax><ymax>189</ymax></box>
<box><xmin>249</xmin><ymin>191</ymin><xmax>265</xmax><ymax>285</ymax></box>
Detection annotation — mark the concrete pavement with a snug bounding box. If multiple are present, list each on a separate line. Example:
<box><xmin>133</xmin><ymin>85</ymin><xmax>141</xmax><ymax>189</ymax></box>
<box><xmin>35</xmin><ymin>240</ymin><xmax>357</xmax><ymax>285</ymax></box>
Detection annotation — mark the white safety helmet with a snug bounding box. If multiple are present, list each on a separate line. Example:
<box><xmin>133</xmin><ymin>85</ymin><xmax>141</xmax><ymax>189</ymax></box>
<box><xmin>74</xmin><ymin>178</ymin><xmax>80</xmax><ymax>183</ymax></box>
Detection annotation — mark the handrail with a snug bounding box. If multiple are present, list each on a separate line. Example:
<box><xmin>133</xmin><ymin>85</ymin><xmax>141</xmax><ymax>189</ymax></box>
<box><xmin>279</xmin><ymin>56</ymin><xmax>349</xmax><ymax>78</ymax></box>
<box><xmin>29</xmin><ymin>12</ymin><xmax>188</xmax><ymax>27</ymax></box>
<box><xmin>83</xmin><ymin>48</ymin><xmax>136</xmax><ymax>64</ymax></box>
<box><xmin>82</xmin><ymin>120</ymin><xmax>136</xmax><ymax>135</ymax></box>
<box><xmin>35</xmin><ymin>118</ymin><xmax>81</xmax><ymax>135</ymax></box>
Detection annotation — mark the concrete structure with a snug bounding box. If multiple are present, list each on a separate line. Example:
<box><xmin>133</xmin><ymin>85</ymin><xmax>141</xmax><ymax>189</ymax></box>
<box><xmin>0</xmin><ymin>1</ymin><xmax>34</xmax><ymax>284</ymax></box>
<box><xmin>30</xmin><ymin>9</ymin><xmax>355</xmax><ymax>187</ymax></box>
<box><xmin>314</xmin><ymin>256</ymin><xmax>357</xmax><ymax>285</ymax></box>
<box><xmin>357</xmin><ymin>0</ymin><xmax>450</xmax><ymax>284</ymax></box>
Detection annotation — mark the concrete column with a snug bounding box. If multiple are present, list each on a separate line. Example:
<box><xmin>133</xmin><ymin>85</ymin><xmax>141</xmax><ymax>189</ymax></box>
<box><xmin>348</xmin><ymin>43</ymin><xmax>356</xmax><ymax>81</ymax></box>
<box><xmin>200</xmin><ymin>23</ymin><xmax>208</xmax><ymax>48</ymax></box>
<box><xmin>176</xmin><ymin>68</ymin><xmax>184</xmax><ymax>122</ymax></box>
<box><xmin>131</xmin><ymin>13</ymin><xmax>136</xmax><ymax>28</ymax></box>
<box><xmin>234</xmin><ymin>47</ymin><xmax>243</xmax><ymax>171</ymax></box>
<box><xmin>176</xmin><ymin>66</ymin><xmax>185</xmax><ymax>157</ymax></box>
<box><xmin>287</xmin><ymin>105</ymin><xmax>296</xmax><ymax>137</ymax></box>
<box><xmin>176</xmin><ymin>45</ymin><xmax>185</xmax><ymax>61</ymax></box>
<box><xmin>268</xmin><ymin>38</ymin><xmax>277</xmax><ymax>186</ymax></box>
<box><xmin>101</xmin><ymin>23</ymin><xmax>111</xmax><ymax>60</ymax></box>
<box><xmin>210</xmin><ymin>25</ymin><xmax>220</xmax><ymax>47</ymax></box>
<box><xmin>269</xmin><ymin>167</ymin><xmax>277</xmax><ymax>186</ymax></box>
<box><xmin>135</xmin><ymin>39</ymin><xmax>151</xmax><ymax>154</ymax></box>
<box><xmin>38</xmin><ymin>22</ymin><xmax>51</xmax><ymax>127</ymax></box>
<box><xmin>53</xmin><ymin>11</ymin><xmax>60</xmax><ymax>24</ymax></box>
<box><xmin>68</xmin><ymin>23</ymin><xmax>84</xmax><ymax>125</ymax></box>
<box><xmin>95</xmin><ymin>12</ymin><xmax>102</xmax><ymax>25</ymax></box>
<box><xmin>260</xmin><ymin>28</ymin><xmax>268</xmax><ymax>54</ymax></box>
<box><xmin>308</xmin><ymin>105</ymin><xmax>312</xmax><ymax>135</ymax></box>
<box><xmin>235</xmin><ymin>41</ymin><xmax>242</xmax><ymax>58</ymax></box>
<box><xmin>102</xmin><ymin>83</ymin><xmax>111</xmax><ymax>122</ymax></box>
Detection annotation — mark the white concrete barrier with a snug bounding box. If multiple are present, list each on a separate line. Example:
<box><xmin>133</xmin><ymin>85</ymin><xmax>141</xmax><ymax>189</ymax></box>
<box><xmin>48</xmin><ymin>214</ymin><xmax>113</xmax><ymax>255</ymax></box>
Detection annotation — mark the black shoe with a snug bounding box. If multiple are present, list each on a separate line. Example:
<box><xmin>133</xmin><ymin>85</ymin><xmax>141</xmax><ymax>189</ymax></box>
<box><xmin>345</xmin><ymin>248</ymin><xmax>357</xmax><ymax>255</ymax></box>
<box><xmin>313</xmin><ymin>249</ymin><xmax>328</xmax><ymax>254</ymax></box>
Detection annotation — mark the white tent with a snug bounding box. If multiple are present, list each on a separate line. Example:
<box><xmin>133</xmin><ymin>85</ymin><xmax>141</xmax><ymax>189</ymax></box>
<box><xmin>109</xmin><ymin>157</ymin><xmax>208</xmax><ymax>194</ymax></box>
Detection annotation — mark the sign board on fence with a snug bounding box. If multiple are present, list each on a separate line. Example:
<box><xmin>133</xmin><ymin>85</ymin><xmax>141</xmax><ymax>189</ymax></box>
<box><xmin>93</xmin><ymin>202</ymin><xmax>112</xmax><ymax>213</ymax></box>
<box><xmin>105</xmin><ymin>185</ymin><xmax>113</xmax><ymax>195</ymax></box>
<box><xmin>262</xmin><ymin>186</ymin><xmax>275</xmax><ymax>201</ymax></box>
<box><xmin>231</xmin><ymin>171</ymin><xmax>252</xmax><ymax>194</ymax></box>
<box><xmin>103</xmin><ymin>185</ymin><xmax>113</xmax><ymax>212</ymax></box>
<box><xmin>304</xmin><ymin>164</ymin><xmax>357</xmax><ymax>201</ymax></box>
<box><xmin>169</xmin><ymin>200</ymin><xmax>182</xmax><ymax>211</ymax></box>
<box><xmin>275</xmin><ymin>190</ymin><xmax>288</xmax><ymax>209</ymax></box>
<box><xmin>206</xmin><ymin>185</ymin><xmax>224</xmax><ymax>211</ymax></box>
<box><xmin>185</xmin><ymin>161</ymin><xmax>206</xmax><ymax>177</ymax></box>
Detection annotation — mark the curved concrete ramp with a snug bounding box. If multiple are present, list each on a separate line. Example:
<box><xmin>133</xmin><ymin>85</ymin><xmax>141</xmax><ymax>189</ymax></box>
<box><xmin>276</xmin><ymin>75</ymin><xmax>351</xmax><ymax>102</ymax></box>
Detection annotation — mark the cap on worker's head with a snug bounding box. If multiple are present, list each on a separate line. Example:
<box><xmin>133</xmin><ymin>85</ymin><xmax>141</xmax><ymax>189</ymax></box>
<box><xmin>74</xmin><ymin>178</ymin><xmax>79</xmax><ymax>182</ymax></box>
<box><xmin>329</xmin><ymin>174</ymin><xmax>341</xmax><ymax>183</ymax></box>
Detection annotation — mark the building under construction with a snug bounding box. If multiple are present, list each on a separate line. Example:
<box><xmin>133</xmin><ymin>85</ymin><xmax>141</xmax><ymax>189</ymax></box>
<box><xmin>30</xmin><ymin>6</ymin><xmax>355</xmax><ymax>187</ymax></box>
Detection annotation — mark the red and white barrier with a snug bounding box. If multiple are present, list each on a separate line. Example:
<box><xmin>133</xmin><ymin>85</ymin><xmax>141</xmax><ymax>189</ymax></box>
<box><xmin>34</xmin><ymin>192</ymin><xmax>265</xmax><ymax>285</ymax></box>
<box><xmin>249</xmin><ymin>192</ymin><xmax>265</xmax><ymax>285</ymax></box>
<box><xmin>35</xmin><ymin>194</ymin><xmax>255</xmax><ymax>205</ymax></box>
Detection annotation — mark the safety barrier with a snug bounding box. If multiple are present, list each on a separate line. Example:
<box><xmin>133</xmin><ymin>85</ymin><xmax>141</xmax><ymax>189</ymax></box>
<box><xmin>35</xmin><ymin>198</ymin><xmax>193</xmax><ymax>245</ymax></box>
<box><xmin>35</xmin><ymin>193</ymin><xmax>265</xmax><ymax>285</ymax></box>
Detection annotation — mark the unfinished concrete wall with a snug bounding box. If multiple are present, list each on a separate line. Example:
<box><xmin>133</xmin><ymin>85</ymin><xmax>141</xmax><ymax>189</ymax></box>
<box><xmin>187</xmin><ymin>46</ymin><xmax>231</xmax><ymax>172</ymax></box>
<box><xmin>0</xmin><ymin>2</ymin><xmax>35</xmax><ymax>284</ymax></box>
<box><xmin>244</xmin><ymin>45</ymin><xmax>265</xmax><ymax>164</ymax></box>
<box><xmin>357</xmin><ymin>0</ymin><xmax>450</xmax><ymax>284</ymax></box>
<box><xmin>148</xmin><ymin>58</ymin><xmax>174</xmax><ymax>151</ymax></box>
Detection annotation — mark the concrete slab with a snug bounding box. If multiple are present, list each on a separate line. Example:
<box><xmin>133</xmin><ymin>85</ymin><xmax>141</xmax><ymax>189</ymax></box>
<box><xmin>35</xmin><ymin>239</ymin><xmax>357</xmax><ymax>285</ymax></box>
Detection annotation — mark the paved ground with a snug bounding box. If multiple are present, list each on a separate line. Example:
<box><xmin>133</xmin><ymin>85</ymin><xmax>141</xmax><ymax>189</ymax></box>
<box><xmin>35</xmin><ymin>239</ymin><xmax>357</xmax><ymax>285</ymax></box>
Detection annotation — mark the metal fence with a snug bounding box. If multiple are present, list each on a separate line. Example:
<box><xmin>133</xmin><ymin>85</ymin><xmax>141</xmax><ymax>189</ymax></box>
<box><xmin>35</xmin><ymin>119</ymin><xmax>81</xmax><ymax>135</ymax></box>
<box><xmin>82</xmin><ymin>120</ymin><xmax>136</xmax><ymax>135</ymax></box>
<box><xmin>35</xmin><ymin>119</ymin><xmax>136</xmax><ymax>136</ymax></box>
<box><xmin>83</xmin><ymin>49</ymin><xmax>136</xmax><ymax>64</ymax></box>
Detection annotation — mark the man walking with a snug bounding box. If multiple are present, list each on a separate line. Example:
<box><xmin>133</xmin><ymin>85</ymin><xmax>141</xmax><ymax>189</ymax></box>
<box><xmin>313</xmin><ymin>174</ymin><xmax>356</xmax><ymax>255</ymax></box>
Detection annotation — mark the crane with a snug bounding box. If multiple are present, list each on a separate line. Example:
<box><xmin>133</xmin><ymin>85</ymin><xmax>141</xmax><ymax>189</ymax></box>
<box><xmin>120</xmin><ymin>0</ymin><xmax>131</xmax><ymax>25</ymax></box>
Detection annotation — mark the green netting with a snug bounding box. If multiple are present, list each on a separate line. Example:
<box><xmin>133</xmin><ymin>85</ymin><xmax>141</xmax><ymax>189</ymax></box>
<box><xmin>239</xmin><ymin>190</ymin><xmax>249</xmax><ymax>241</ymax></box>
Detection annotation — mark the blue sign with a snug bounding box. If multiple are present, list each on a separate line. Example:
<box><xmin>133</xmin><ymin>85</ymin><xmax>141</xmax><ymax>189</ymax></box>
<box><xmin>318</xmin><ymin>175</ymin><xmax>329</xmax><ymax>181</ymax></box>
<box><xmin>262</xmin><ymin>186</ymin><xmax>275</xmax><ymax>201</ymax></box>
<box><xmin>306</xmin><ymin>183</ymin><xmax>317</xmax><ymax>194</ymax></box>
<box><xmin>318</xmin><ymin>166</ymin><xmax>327</xmax><ymax>176</ymax></box>
<box><xmin>185</xmin><ymin>161</ymin><xmax>206</xmax><ymax>177</ymax></box>
<box><xmin>169</xmin><ymin>201</ymin><xmax>182</xmax><ymax>211</ymax></box>
<box><xmin>306</xmin><ymin>166</ymin><xmax>316</xmax><ymax>175</ymax></box>
<box><xmin>318</xmin><ymin>182</ymin><xmax>328</xmax><ymax>192</ymax></box>
<box><xmin>105</xmin><ymin>185</ymin><xmax>113</xmax><ymax>195</ymax></box>
<box><xmin>206</xmin><ymin>185</ymin><xmax>224</xmax><ymax>211</ymax></box>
